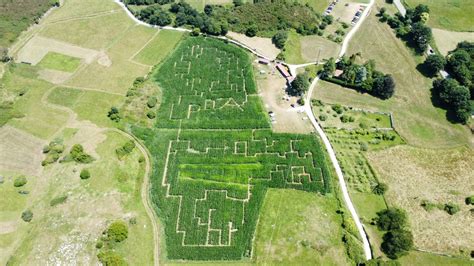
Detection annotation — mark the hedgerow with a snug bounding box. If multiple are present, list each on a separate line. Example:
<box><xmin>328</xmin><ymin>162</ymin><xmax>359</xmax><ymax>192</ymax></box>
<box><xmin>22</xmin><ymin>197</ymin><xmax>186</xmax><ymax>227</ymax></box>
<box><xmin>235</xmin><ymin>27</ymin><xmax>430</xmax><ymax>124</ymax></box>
<box><xmin>133</xmin><ymin>37</ymin><xmax>333</xmax><ymax>260</ymax></box>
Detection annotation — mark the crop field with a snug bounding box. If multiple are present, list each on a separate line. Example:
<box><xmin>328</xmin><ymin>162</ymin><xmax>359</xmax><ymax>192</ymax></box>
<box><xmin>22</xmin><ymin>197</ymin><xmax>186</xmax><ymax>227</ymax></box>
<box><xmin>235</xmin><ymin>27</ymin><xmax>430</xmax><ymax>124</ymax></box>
<box><xmin>404</xmin><ymin>0</ymin><xmax>473</xmax><ymax>32</ymax></box>
<box><xmin>134</xmin><ymin>37</ymin><xmax>333</xmax><ymax>260</ymax></box>
<box><xmin>37</xmin><ymin>52</ymin><xmax>82</xmax><ymax>72</ymax></box>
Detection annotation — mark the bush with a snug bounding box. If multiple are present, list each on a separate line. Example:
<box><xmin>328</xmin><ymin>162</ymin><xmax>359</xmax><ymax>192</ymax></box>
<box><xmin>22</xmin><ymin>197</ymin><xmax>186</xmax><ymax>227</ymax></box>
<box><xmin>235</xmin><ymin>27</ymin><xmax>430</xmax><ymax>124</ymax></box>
<box><xmin>245</xmin><ymin>24</ymin><xmax>257</xmax><ymax>37</ymax></box>
<box><xmin>147</xmin><ymin>111</ymin><xmax>156</xmax><ymax>119</ymax></box>
<box><xmin>271</xmin><ymin>31</ymin><xmax>288</xmax><ymax>49</ymax></box>
<box><xmin>97</xmin><ymin>250</ymin><xmax>126</xmax><ymax>266</ymax></box>
<box><xmin>21</xmin><ymin>210</ymin><xmax>33</xmax><ymax>222</ymax></box>
<box><xmin>373</xmin><ymin>183</ymin><xmax>388</xmax><ymax>195</ymax></box>
<box><xmin>332</xmin><ymin>104</ymin><xmax>343</xmax><ymax>114</ymax></box>
<box><xmin>13</xmin><ymin>176</ymin><xmax>27</xmax><ymax>187</ymax></box>
<box><xmin>50</xmin><ymin>195</ymin><xmax>68</xmax><ymax>206</ymax></box>
<box><xmin>381</xmin><ymin>229</ymin><xmax>413</xmax><ymax>259</ymax></box>
<box><xmin>70</xmin><ymin>144</ymin><xmax>94</xmax><ymax>163</ymax></box>
<box><xmin>466</xmin><ymin>195</ymin><xmax>474</xmax><ymax>205</ymax></box>
<box><xmin>107</xmin><ymin>220</ymin><xmax>129</xmax><ymax>242</ymax></box>
<box><xmin>376</xmin><ymin>208</ymin><xmax>407</xmax><ymax>231</ymax></box>
<box><xmin>340</xmin><ymin>114</ymin><xmax>354</xmax><ymax>123</ymax></box>
<box><xmin>319</xmin><ymin>114</ymin><xmax>327</xmax><ymax>121</ymax></box>
<box><xmin>80</xmin><ymin>169</ymin><xmax>91</xmax><ymax>180</ymax></box>
<box><xmin>116</xmin><ymin>140</ymin><xmax>136</xmax><ymax>159</ymax></box>
<box><xmin>147</xmin><ymin>96</ymin><xmax>158</xmax><ymax>108</ymax></box>
<box><xmin>107</xmin><ymin>107</ymin><xmax>121</xmax><ymax>122</ymax></box>
<box><xmin>444</xmin><ymin>203</ymin><xmax>460</xmax><ymax>215</ymax></box>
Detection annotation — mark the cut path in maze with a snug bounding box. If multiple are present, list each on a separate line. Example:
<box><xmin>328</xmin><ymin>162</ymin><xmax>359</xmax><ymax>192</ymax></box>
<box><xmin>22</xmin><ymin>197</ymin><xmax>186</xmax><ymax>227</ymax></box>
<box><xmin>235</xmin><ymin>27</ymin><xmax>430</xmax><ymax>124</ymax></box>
<box><xmin>134</xmin><ymin>37</ymin><xmax>333</xmax><ymax>260</ymax></box>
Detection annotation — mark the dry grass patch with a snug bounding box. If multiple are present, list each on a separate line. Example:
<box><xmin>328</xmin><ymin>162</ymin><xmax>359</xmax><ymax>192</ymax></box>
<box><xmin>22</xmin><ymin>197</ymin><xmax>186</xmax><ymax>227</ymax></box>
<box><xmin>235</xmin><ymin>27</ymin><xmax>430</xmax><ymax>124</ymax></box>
<box><xmin>44</xmin><ymin>0</ymin><xmax>122</xmax><ymax>23</ymax></box>
<box><xmin>227</xmin><ymin>32</ymin><xmax>281</xmax><ymax>60</ymax></box>
<box><xmin>300</xmin><ymin>35</ymin><xmax>340</xmax><ymax>62</ymax></box>
<box><xmin>367</xmin><ymin>145</ymin><xmax>474</xmax><ymax>256</ymax></box>
<box><xmin>432</xmin><ymin>28</ymin><xmax>474</xmax><ymax>56</ymax></box>
<box><xmin>0</xmin><ymin>126</ymin><xmax>45</xmax><ymax>177</ymax></box>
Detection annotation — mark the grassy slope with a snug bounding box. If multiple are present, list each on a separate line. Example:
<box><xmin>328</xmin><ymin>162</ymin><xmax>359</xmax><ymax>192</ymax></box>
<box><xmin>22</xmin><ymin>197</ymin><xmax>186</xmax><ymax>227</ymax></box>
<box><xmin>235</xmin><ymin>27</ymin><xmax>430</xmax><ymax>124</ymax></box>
<box><xmin>254</xmin><ymin>189</ymin><xmax>351</xmax><ymax>265</ymax></box>
<box><xmin>133</xmin><ymin>30</ymin><xmax>185</xmax><ymax>66</ymax></box>
<box><xmin>313</xmin><ymin>2</ymin><xmax>471</xmax><ymax>148</ymax></box>
<box><xmin>404</xmin><ymin>0</ymin><xmax>474</xmax><ymax>32</ymax></box>
<box><xmin>284</xmin><ymin>30</ymin><xmax>341</xmax><ymax>64</ymax></box>
<box><xmin>0</xmin><ymin>0</ymin><xmax>56</xmax><ymax>48</ymax></box>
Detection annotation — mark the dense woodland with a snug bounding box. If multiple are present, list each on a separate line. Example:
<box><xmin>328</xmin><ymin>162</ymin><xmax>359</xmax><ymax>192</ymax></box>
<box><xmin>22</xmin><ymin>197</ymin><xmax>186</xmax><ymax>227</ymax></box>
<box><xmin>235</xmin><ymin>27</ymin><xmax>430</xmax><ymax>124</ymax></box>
<box><xmin>128</xmin><ymin>0</ymin><xmax>324</xmax><ymax>37</ymax></box>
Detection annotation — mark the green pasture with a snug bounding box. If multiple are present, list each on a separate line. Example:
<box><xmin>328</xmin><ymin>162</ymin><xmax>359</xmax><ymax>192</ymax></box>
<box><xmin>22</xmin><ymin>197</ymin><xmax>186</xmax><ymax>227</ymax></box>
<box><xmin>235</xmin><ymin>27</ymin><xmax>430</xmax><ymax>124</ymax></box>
<box><xmin>47</xmin><ymin>87</ymin><xmax>123</xmax><ymax>127</ymax></box>
<box><xmin>133</xmin><ymin>37</ymin><xmax>336</xmax><ymax>261</ymax></box>
<box><xmin>37</xmin><ymin>52</ymin><xmax>81</xmax><ymax>72</ymax></box>
<box><xmin>399</xmin><ymin>251</ymin><xmax>474</xmax><ymax>265</ymax></box>
<box><xmin>133</xmin><ymin>30</ymin><xmax>185</xmax><ymax>66</ymax></box>
<box><xmin>404</xmin><ymin>0</ymin><xmax>474</xmax><ymax>32</ymax></box>
<box><xmin>254</xmin><ymin>189</ymin><xmax>351</xmax><ymax>265</ymax></box>
<box><xmin>314</xmin><ymin>9</ymin><xmax>472</xmax><ymax>148</ymax></box>
<box><xmin>44</xmin><ymin>0</ymin><xmax>121</xmax><ymax>23</ymax></box>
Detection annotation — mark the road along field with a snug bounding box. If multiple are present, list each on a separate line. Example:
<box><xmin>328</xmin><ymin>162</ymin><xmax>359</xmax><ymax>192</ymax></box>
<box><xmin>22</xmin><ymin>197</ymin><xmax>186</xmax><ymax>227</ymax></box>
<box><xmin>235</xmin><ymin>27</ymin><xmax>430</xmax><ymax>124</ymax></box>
<box><xmin>132</xmin><ymin>36</ymin><xmax>350</xmax><ymax>261</ymax></box>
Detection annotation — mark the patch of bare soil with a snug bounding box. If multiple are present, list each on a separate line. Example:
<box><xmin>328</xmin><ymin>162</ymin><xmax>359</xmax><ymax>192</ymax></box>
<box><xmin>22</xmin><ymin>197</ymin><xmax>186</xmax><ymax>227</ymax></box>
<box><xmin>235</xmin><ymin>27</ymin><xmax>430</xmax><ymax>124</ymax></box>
<box><xmin>367</xmin><ymin>145</ymin><xmax>474</xmax><ymax>256</ymax></box>
<box><xmin>16</xmin><ymin>36</ymin><xmax>99</xmax><ymax>65</ymax></box>
<box><xmin>38</xmin><ymin>69</ymin><xmax>73</xmax><ymax>84</ymax></box>
<box><xmin>0</xmin><ymin>221</ymin><xmax>17</xmax><ymax>234</ymax></box>
<box><xmin>97</xmin><ymin>51</ymin><xmax>112</xmax><ymax>67</ymax></box>
<box><xmin>255</xmin><ymin>62</ymin><xmax>313</xmax><ymax>134</ymax></box>
<box><xmin>227</xmin><ymin>32</ymin><xmax>281</xmax><ymax>60</ymax></box>
<box><xmin>0</xmin><ymin>126</ymin><xmax>46</xmax><ymax>176</ymax></box>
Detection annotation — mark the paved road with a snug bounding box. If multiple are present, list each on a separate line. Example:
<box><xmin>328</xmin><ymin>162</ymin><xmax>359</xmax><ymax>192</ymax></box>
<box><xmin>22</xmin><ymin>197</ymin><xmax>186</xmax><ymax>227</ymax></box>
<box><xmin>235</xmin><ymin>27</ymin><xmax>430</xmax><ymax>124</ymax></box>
<box><xmin>393</xmin><ymin>0</ymin><xmax>407</xmax><ymax>16</ymax></box>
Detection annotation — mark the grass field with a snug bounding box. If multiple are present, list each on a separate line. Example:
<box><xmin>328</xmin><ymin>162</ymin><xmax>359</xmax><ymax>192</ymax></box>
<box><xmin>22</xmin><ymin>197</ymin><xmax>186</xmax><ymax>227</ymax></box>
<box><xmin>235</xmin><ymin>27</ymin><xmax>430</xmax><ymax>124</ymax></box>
<box><xmin>367</xmin><ymin>145</ymin><xmax>474</xmax><ymax>257</ymax></box>
<box><xmin>133</xmin><ymin>36</ymin><xmax>337</xmax><ymax>261</ymax></box>
<box><xmin>0</xmin><ymin>0</ymin><xmax>57</xmax><ymax>48</ymax></box>
<box><xmin>432</xmin><ymin>28</ymin><xmax>474</xmax><ymax>55</ymax></box>
<box><xmin>313</xmin><ymin>3</ymin><xmax>472</xmax><ymax>148</ymax></box>
<box><xmin>295</xmin><ymin>0</ymin><xmax>332</xmax><ymax>13</ymax></box>
<box><xmin>404</xmin><ymin>0</ymin><xmax>474</xmax><ymax>32</ymax></box>
<box><xmin>283</xmin><ymin>31</ymin><xmax>340</xmax><ymax>64</ymax></box>
<box><xmin>133</xmin><ymin>30</ymin><xmax>185</xmax><ymax>66</ymax></box>
<box><xmin>37</xmin><ymin>52</ymin><xmax>82</xmax><ymax>72</ymax></box>
<box><xmin>254</xmin><ymin>189</ymin><xmax>351</xmax><ymax>265</ymax></box>
<box><xmin>399</xmin><ymin>251</ymin><xmax>473</xmax><ymax>265</ymax></box>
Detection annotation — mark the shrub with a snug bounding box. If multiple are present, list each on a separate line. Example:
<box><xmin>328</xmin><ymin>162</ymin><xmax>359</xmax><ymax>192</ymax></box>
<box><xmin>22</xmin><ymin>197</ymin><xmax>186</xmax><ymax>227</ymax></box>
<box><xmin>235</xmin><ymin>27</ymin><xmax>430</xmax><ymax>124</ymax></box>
<box><xmin>319</xmin><ymin>114</ymin><xmax>327</xmax><ymax>121</ymax></box>
<box><xmin>96</xmin><ymin>241</ymin><xmax>104</xmax><ymax>249</ymax></box>
<box><xmin>80</xmin><ymin>169</ymin><xmax>91</xmax><ymax>180</ymax></box>
<box><xmin>116</xmin><ymin>140</ymin><xmax>136</xmax><ymax>159</ymax></box>
<box><xmin>14</xmin><ymin>176</ymin><xmax>27</xmax><ymax>187</ymax></box>
<box><xmin>376</xmin><ymin>208</ymin><xmax>407</xmax><ymax>231</ymax></box>
<box><xmin>21</xmin><ymin>210</ymin><xmax>33</xmax><ymax>222</ymax></box>
<box><xmin>332</xmin><ymin>104</ymin><xmax>343</xmax><ymax>114</ymax></box>
<box><xmin>373</xmin><ymin>183</ymin><xmax>388</xmax><ymax>195</ymax></box>
<box><xmin>381</xmin><ymin>229</ymin><xmax>413</xmax><ymax>259</ymax></box>
<box><xmin>424</xmin><ymin>54</ymin><xmax>446</xmax><ymax>75</ymax></box>
<box><xmin>340</xmin><ymin>114</ymin><xmax>354</xmax><ymax>123</ymax></box>
<box><xmin>70</xmin><ymin>144</ymin><xmax>94</xmax><ymax>163</ymax></box>
<box><xmin>97</xmin><ymin>250</ymin><xmax>126</xmax><ymax>266</ymax></box>
<box><xmin>271</xmin><ymin>31</ymin><xmax>288</xmax><ymax>49</ymax></box>
<box><xmin>107</xmin><ymin>220</ymin><xmax>128</xmax><ymax>242</ymax></box>
<box><xmin>147</xmin><ymin>111</ymin><xmax>156</xmax><ymax>119</ymax></box>
<box><xmin>359</xmin><ymin>142</ymin><xmax>368</xmax><ymax>151</ymax></box>
<box><xmin>50</xmin><ymin>195</ymin><xmax>68</xmax><ymax>206</ymax></box>
<box><xmin>444</xmin><ymin>203</ymin><xmax>460</xmax><ymax>215</ymax></box>
<box><xmin>147</xmin><ymin>96</ymin><xmax>158</xmax><ymax>108</ymax></box>
<box><xmin>107</xmin><ymin>107</ymin><xmax>121</xmax><ymax>122</ymax></box>
<box><xmin>466</xmin><ymin>195</ymin><xmax>474</xmax><ymax>205</ymax></box>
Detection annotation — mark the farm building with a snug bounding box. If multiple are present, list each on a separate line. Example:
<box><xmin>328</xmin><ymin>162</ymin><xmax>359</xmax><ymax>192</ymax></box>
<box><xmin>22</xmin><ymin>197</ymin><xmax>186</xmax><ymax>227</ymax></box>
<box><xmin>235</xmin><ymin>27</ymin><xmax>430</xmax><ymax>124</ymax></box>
<box><xmin>258</xmin><ymin>58</ymin><xmax>270</xmax><ymax>65</ymax></box>
<box><xmin>276</xmin><ymin>63</ymin><xmax>291</xmax><ymax>78</ymax></box>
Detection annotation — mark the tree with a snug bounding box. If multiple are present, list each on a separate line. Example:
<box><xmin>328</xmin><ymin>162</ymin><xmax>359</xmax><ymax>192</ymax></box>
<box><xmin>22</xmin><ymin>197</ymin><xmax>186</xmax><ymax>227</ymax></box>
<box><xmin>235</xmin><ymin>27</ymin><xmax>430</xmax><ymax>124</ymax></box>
<box><xmin>245</xmin><ymin>24</ymin><xmax>258</xmax><ymax>37</ymax></box>
<box><xmin>381</xmin><ymin>229</ymin><xmax>414</xmax><ymax>259</ymax></box>
<box><xmin>372</xmin><ymin>75</ymin><xmax>395</xmax><ymax>99</ymax></box>
<box><xmin>272</xmin><ymin>31</ymin><xmax>288</xmax><ymax>49</ymax></box>
<box><xmin>376</xmin><ymin>208</ymin><xmax>407</xmax><ymax>231</ymax></box>
<box><xmin>444</xmin><ymin>203</ymin><xmax>460</xmax><ymax>215</ymax></box>
<box><xmin>97</xmin><ymin>250</ymin><xmax>126</xmax><ymax>266</ymax></box>
<box><xmin>373</xmin><ymin>183</ymin><xmax>388</xmax><ymax>195</ymax></box>
<box><xmin>80</xmin><ymin>169</ymin><xmax>91</xmax><ymax>180</ymax></box>
<box><xmin>21</xmin><ymin>210</ymin><xmax>33</xmax><ymax>222</ymax></box>
<box><xmin>107</xmin><ymin>107</ymin><xmax>121</xmax><ymax>122</ymax></box>
<box><xmin>413</xmin><ymin>4</ymin><xmax>430</xmax><ymax>22</ymax></box>
<box><xmin>465</xmin><ymin>195</ymin><xmax>474</xmax><ymax>205</ymax></box>
<box><xmin>107</xmin><ymin>220</ymin><xmax>129</xmax><ymax>242</ymax></box>
<box><xmin>424</xmin><ymin>54</ymin><xmax>446</xmax><ymax>75</ymax></box>
<box><xmin>410</xmin><ymin>22</ymin><xmax>432</xmax><ymax>52</ymax></box>
<box><xmin>447</xmin><ymin>49</ymin><xmax>472</xmax><ymax>87</ymax></box>
<box><xmin>320</xmin><ymin>58</ymin><xmax>336</xmax><ymax>78</ymax></box>
<box><xmin>147</xmin><ymin>96</ymin><xmax>158</xmax><ymax>108</ymax></box>
<box><xmin>433</xmin><ymin>78</ymin><xmax>472</xmax><ymax>123</ymax></box>
<box><xmin>70</xmin><ymin>144</ymin><xmax>94</xmax><ymax>163</ymax></box>
<box><xmin>289</xmin><ymin>73</ymin><xmax>310</xmax><ymax>96</ymax></box>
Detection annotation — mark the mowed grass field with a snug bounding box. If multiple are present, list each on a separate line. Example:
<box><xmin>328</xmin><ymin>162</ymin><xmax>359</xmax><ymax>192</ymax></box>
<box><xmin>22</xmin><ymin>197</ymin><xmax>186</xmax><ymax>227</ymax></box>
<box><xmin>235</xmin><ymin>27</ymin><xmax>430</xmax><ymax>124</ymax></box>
<box><xmin>367</xmin><ymin>145</ymin><xmax>474</xmax><ymax>257</ymax></box>
<box><xmin>432</xmin><ymin>28</ymin><xmax>474</xmax><ymax>55</ymax></box>
<box><xmin>404</xmin><ymin>0</ymin><xmax>474</xmax><ymax>32</ymax></box>
<box><xmin>37</xmin><ymin>52</ymin><xmax>82</xmax><ymax>72</ymax></box>
<box><xmin>283</xmin><ymin>31</ymin><xmax>340</xmax><ymax>64</ymax></box>
<box><xmin>254</xmin><ymin>189</ymin><xmax>351</xmax><ymax>265</ymax></box>
<box><xmin>313</xmin><ymin>1</ymin><xmax>472</xmax><ymax>148</ymax></box>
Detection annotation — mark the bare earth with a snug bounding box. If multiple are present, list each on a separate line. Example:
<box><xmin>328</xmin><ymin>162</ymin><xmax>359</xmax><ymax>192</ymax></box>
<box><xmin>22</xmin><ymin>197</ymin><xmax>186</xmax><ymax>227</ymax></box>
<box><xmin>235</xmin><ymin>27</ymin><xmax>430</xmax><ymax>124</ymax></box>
<box><xmin>38</xmin><ymin>69</ymin><xmax>74</xmax><ymax>84</ymax></box>
<box><xmin>227</xmin><ymin>32</ymin><xmax>281</xmax><ymax>60</ymax></box>
<box><xmin>255</xmin><ymin>62</ymin><xmax>313</xmax><ymax>134</ymax></box>
<box><xmin>367</xmin><ymin>145</ymin><xmax>474</xmax><ymax>256</ymax></box>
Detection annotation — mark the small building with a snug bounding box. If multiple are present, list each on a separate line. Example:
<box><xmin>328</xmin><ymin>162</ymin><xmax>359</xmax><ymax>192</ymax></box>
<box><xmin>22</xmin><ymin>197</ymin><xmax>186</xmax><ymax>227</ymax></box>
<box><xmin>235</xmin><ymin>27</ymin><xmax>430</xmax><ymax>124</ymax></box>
<box><xmin>334</xmin><ymin>69</ymin><xmax>344</xmax><ymax>77</ymax></box>
<box><xmin>276</xmin><ymin>63</ymin><xmax>291</xmax><ymax>78</ymax></box>
<box><xmin>258</xmin><ymin>58</ymin><xmax>270</xmax><ymax>65</ymax></box>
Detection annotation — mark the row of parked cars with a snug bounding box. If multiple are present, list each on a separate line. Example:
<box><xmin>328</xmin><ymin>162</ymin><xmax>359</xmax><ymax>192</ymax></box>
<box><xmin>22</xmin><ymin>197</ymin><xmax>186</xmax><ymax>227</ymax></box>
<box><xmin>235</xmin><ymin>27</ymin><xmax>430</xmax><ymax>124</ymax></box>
<box><xmin>324</xmin><ymin>0</ymin><xmax>340</xmax><ymax>15</ymax></box>
<box><xmin>351</xmin><ymin>6</ymin><xmax>366</xmax><ymax>25</ymax></box>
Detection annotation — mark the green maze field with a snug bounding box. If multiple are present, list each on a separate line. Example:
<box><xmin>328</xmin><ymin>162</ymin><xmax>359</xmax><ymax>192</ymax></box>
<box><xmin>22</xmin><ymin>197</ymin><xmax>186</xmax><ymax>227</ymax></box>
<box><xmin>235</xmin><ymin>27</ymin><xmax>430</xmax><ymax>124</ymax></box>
<box><xmin>134</xmin><ymin>37</ymin><xmax>333</xmax><ymax>260</ymax></box>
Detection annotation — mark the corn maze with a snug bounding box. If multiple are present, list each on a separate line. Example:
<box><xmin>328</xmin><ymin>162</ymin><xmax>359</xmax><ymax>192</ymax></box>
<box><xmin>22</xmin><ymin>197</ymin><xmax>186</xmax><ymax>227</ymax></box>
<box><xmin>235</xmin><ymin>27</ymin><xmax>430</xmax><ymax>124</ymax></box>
<box><xmin>134</xmin><ymin>37</ymin><xmax>332</xmax><ymax>260</ymax></box>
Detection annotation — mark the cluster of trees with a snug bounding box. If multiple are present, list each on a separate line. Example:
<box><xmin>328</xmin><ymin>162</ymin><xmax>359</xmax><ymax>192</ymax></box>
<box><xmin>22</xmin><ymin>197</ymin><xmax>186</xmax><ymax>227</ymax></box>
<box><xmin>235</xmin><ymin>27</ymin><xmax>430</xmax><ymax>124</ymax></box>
<box><xmin>433</xmin><ymin>78</ymin><xmax>471</xmax><ymax>123</ymax></box>
<box><xmin>97</xmin><ymin>220</ymin><xmax>130</xmax><ymax>265</ymax></box>
<box><xmin>378</xmin><ymin>4</ymin><xmax>432</xmax><ymax>53</ymax></box>
<box><xmin>321</xmin><ymin>55</ymin><xmax>395</xmax><ymax>99</ymax></box>
<box><xmin>288</xmin><ymin>73</ymin><xmax>310</xmax><ymax>96</ymax></box>
<box><xmin>42</xmin><ymin>138</ymin><xmax>65</xmax><ymax>166</ymax></box>
<box><xmin>130</xmin><ymin>0</ymin><xmax>326</xmax><ymax>38</ymax></box>
<box><xmin>116</xmin><ymin>140</ymin><xmax>136</xmax><ymax>159</ymax></box>
<box><xmin>376</xmin><ymin>208</ymin><xmax>414</xmax><ymax>259</ymax></box>
<box><xmin>271</xmin><ymin>31</ymin><xmax>288</xmax><ymax>49</ymax></box>
<box><xmin>124</xmin><ymin>0</ymin><xmax>173</xmax><ymax>5</ymax></box>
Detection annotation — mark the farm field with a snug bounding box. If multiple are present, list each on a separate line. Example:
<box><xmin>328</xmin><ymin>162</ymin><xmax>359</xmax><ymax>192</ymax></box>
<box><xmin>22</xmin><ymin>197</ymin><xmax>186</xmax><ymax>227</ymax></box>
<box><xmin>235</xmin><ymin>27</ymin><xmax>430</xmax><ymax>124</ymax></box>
<box><xmin>283</xmin><ymin>31</ymin><xmax>340</xmax><ymax>64</ymax></box>
<box><xmin>367</xmin><ymin>146</ymin><xmax>474</xmax><ymax>257</ymax></box>
<box><xmin>432</xmin><ymin>28</ymin><xmax>474</xmax><ymax>56</ymax></box>
<box><xmin>404</xmin><ymin>0</ymin><xmax>474</xmax><ymax>32</ymax></box>
<box><xmin>133</xmin><ymin>36</ymin><xmax>347</xmax><ymax>261</ymax></box>
<box><xmin>254</xmin><ymin>189</ymin><xmax>351</xmax><ymax>265</ymax></box>
<box><xmin>313</xmin><ymin>3</ymin><xmax>472</xmax><ymax>148</ymax></box>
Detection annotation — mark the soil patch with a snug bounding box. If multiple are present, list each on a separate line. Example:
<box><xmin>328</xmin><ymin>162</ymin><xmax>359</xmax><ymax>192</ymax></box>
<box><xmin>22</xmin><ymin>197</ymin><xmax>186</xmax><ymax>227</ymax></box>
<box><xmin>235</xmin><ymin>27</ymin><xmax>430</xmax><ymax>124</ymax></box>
<box><xmin>227</xmin><ymin>32</ymin><xmax>280</xmax><ymax>60</ymax></box>
<box><xmin>38</xmin><ymin>69</ymin><xmax>73</xmax><ymax>84</ymax></box>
